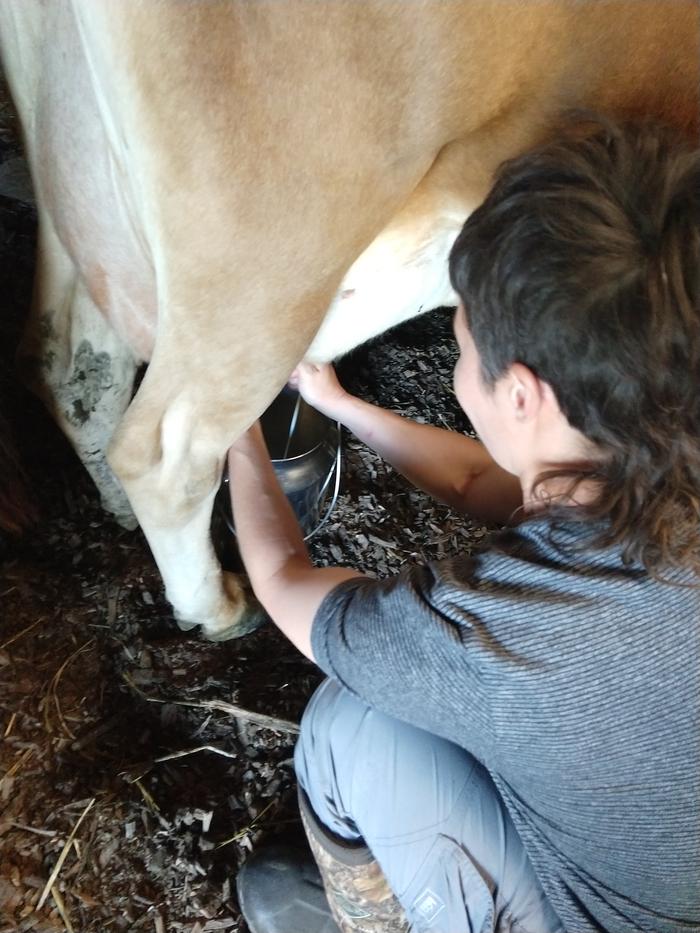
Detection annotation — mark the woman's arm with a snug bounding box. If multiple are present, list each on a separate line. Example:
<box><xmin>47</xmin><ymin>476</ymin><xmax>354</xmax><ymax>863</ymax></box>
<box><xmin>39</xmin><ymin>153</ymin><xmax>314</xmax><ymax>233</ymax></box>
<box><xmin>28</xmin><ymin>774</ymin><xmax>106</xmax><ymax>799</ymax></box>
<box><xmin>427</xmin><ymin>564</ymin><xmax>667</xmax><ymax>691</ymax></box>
<box><xmin>227</xmin><ymin>422</ymin><xmax>362</xmax><ymax>662</ymax></box>
<box><xmin>292</xmin><ymin>363</ymin><xmax>522</xmax><ymax>524</ymax></box>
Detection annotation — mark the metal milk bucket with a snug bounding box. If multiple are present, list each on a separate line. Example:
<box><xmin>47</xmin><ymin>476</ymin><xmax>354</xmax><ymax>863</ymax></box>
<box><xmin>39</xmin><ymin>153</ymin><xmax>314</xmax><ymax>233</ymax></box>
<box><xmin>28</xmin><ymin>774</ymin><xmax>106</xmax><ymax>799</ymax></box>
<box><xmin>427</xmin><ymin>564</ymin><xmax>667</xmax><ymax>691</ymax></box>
<box><xmin>218</xmin><ymin>386</ymin><xmax>341</xmax><ymax>541</ymax></box>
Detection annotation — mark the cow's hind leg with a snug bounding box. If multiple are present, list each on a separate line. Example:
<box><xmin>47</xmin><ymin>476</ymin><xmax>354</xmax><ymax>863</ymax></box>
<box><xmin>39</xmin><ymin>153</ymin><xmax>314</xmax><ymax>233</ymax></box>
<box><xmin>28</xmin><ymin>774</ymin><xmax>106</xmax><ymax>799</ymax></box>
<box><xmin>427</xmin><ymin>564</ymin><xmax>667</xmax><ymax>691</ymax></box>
<box><xmin>107</xmin><ymin>354</ymin><xmax>264</xmax><ymax>640</ymax></box>
<box><xmin>23</xmin><ymin>214</ymin><xmax>137</xmax><ymax>528</ymax></box>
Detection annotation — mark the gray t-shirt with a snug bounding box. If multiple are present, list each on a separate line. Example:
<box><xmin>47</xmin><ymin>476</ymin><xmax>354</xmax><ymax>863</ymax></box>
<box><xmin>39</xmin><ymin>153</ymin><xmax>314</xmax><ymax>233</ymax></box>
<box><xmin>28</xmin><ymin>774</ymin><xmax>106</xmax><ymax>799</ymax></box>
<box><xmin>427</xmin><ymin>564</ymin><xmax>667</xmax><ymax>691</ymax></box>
<box><xmin>311</xmin><ymin>517</ymin><xmax>700</xmax><ymax>933</ymax></box>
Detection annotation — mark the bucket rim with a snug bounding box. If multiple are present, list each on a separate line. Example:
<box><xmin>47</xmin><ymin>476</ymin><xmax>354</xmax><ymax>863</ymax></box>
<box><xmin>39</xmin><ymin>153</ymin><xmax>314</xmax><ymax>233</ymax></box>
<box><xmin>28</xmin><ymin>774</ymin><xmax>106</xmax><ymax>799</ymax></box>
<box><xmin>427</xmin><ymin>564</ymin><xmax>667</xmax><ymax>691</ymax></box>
<box><xmin>268</xmin><ymin>420</ymin><xmax>341</xmax><ymax>466</ymax></box>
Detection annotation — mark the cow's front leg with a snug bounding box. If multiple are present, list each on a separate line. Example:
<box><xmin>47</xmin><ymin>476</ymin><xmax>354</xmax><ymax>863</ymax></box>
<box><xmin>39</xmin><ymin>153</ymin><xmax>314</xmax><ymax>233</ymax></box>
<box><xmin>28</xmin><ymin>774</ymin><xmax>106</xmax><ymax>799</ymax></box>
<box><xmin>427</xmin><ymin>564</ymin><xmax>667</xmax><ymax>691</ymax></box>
<box><xmin>107</xmin><ymin>365</ymin><xmax>268</xmax><ymax>639</ymax></box>
<box><xmin>132</xmin><ymin>476</ymin><xmax>261</xmax><ymax>640</ymax></box>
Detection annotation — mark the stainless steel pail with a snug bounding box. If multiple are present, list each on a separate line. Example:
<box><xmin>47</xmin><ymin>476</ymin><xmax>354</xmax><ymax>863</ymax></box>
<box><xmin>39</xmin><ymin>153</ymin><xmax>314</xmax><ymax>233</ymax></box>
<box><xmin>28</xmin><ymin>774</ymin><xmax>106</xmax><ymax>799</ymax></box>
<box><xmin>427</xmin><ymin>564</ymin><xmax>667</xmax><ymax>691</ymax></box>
<box><xmin>219</xmin><ymin>387</ymin><xmax>341</xmax><ymax>540</ymax></box>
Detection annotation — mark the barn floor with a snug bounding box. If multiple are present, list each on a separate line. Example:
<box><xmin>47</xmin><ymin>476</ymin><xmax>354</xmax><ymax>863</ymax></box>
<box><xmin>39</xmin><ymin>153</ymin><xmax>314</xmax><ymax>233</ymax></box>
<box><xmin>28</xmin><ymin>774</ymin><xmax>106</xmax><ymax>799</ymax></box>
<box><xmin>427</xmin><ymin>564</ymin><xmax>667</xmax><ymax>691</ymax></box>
<box><xmin>0</xmin><ymin>162</ymin><xmax>490</xmax><ymax>930</ymax></box>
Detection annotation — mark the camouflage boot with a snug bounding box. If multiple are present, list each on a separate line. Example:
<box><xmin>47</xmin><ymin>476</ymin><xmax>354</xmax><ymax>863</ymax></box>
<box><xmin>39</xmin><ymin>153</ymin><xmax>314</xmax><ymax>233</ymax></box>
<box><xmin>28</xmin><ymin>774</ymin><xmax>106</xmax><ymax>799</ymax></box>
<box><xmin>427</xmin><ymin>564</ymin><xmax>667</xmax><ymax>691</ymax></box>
<box><xmin>236</xmin><ymin>792</ymin><xmax>409</xmax><ymax>933</ymax></box>
<box><xmin>297</xmin><ymin>788</ymin><xmax>410</xmax><ymax>933</ymax></box>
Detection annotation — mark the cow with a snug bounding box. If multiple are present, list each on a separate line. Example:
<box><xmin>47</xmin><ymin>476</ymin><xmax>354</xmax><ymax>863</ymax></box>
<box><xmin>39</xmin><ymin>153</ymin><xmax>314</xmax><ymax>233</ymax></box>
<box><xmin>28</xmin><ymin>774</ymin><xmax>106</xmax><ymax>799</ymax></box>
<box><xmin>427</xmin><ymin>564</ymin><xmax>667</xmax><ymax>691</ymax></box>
<box><xmin>0</xmin><ymin>0</ymin><xmax>697</xmax><ymax>640</ymax></box>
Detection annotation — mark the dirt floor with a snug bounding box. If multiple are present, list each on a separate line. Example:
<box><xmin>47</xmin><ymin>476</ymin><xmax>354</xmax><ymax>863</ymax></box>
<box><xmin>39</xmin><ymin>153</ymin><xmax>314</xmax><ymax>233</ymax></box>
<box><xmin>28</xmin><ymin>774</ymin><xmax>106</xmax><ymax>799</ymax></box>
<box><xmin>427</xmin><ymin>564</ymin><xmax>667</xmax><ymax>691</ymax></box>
<box><xmin>0</xmin><ymin>148</ymin><xmax>490</xmax><ymax>931</ymax></box>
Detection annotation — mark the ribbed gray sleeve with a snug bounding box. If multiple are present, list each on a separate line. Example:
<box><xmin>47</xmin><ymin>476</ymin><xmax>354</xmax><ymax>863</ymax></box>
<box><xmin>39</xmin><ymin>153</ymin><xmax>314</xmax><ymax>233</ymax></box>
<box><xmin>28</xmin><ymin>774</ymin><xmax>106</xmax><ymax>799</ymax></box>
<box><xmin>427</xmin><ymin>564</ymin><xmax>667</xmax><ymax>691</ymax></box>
<box><xmin>312</xmin><ymin>564</ymin><xmax>496</xmax><ymax>765</ymax></box>
<box><xmin>310</xmin><ymin>518</ymin><xmax>700</xmax><ymax>933</ymax></box>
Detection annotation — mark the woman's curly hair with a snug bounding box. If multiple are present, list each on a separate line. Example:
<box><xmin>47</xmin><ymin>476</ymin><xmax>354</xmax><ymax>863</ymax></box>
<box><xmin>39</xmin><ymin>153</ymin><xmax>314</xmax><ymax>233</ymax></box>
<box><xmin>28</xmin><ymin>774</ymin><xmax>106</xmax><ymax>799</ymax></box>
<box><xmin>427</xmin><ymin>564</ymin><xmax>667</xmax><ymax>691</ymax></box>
<box><xmin>449</xmin><ymin>115</ymin><xmax>700</xmax><ymax>576</ymax></box>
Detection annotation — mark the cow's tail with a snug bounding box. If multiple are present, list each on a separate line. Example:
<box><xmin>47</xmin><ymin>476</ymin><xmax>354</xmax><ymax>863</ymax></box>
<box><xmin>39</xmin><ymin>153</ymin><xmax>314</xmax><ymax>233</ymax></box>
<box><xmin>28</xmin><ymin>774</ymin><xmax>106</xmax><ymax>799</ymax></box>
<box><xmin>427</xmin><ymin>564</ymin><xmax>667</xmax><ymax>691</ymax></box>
<box><xmin>0</xmin><ymin>409</ymin><xmax>35</xmax><ymax>536</ymax></box>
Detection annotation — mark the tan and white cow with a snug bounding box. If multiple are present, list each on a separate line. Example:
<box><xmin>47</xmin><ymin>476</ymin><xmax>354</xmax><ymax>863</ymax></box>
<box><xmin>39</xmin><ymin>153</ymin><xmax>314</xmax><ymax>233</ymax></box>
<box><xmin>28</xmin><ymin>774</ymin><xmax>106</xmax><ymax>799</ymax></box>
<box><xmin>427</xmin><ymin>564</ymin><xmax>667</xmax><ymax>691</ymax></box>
<box><xmin>0</xmin><ymin>1</ymin><xmax>697</xmax><ymax>638</ymax></box>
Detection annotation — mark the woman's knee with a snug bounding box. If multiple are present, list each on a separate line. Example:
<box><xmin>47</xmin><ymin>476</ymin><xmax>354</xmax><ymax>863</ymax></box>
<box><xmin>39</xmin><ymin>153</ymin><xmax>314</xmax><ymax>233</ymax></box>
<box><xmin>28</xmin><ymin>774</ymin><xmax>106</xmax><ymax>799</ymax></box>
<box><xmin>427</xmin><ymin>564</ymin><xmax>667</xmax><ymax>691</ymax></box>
<box><xmin>294</xmin><ymin>679</ymin><xmax>476</xmax><ymax>842</ymax></box>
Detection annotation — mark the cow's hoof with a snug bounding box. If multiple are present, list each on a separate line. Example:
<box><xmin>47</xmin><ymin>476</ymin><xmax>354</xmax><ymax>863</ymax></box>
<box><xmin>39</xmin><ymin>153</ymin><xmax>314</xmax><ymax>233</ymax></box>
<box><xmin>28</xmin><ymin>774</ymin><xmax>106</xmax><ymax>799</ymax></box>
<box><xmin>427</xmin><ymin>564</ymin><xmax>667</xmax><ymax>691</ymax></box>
<box><xmin>202</xmin><ymin>603</ymin><xmax>268</xmax><ymax>641</ymax></box>
<box><xmin>173</xmin><ymin>572</ymin><xmax>266</xmax><ymax>641</ymax></box>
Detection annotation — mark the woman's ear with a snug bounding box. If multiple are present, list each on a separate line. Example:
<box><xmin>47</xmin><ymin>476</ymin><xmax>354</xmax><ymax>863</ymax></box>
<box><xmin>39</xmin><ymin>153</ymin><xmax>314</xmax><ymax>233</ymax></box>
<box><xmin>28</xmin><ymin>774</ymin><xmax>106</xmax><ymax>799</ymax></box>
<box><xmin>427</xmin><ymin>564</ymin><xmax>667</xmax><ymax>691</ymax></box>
<box><xmin>507</xmin><ymin>363</ymin><xmax>544</xmax><ymax>422</ymax></box>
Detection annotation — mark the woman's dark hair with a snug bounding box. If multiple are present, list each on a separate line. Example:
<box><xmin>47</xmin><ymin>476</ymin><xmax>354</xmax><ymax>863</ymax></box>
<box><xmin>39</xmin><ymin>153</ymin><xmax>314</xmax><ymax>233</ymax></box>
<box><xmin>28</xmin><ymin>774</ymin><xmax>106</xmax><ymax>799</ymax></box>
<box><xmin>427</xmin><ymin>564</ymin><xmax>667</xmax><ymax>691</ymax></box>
<box><xmin>449</xmin><ymin>115</ymin><xmax>700</xmax><ymax>575</ymax></box>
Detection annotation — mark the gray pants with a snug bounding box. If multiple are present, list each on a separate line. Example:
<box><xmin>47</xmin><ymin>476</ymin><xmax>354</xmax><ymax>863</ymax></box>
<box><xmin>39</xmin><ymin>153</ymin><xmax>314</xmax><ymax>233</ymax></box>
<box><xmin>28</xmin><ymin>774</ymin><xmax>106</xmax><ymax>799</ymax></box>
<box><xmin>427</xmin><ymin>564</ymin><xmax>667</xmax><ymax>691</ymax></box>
<box><xmin>295</xmin><ymin>679</ymin><xmax>564</xmax><ymax>933</ymax></box>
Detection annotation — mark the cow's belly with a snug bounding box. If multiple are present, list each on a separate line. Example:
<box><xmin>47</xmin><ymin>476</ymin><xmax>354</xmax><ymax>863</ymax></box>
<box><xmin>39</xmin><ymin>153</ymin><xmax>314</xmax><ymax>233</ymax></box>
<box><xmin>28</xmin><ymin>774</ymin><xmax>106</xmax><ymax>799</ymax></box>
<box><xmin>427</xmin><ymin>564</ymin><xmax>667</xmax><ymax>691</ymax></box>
<box><xmin>32</xmin><ymin>3</ymin><xmax>156</xmax><ymax>362</ymax></box>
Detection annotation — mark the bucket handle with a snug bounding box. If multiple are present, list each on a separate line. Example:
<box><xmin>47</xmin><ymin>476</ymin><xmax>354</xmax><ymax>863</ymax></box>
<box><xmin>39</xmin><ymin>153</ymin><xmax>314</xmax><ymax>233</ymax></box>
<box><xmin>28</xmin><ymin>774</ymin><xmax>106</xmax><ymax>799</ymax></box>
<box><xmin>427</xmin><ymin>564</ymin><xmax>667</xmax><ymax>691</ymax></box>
<box><xmin>304</xmin><ymin>435</ymin><xmax>342</xmax><ymax>541</ymax></box>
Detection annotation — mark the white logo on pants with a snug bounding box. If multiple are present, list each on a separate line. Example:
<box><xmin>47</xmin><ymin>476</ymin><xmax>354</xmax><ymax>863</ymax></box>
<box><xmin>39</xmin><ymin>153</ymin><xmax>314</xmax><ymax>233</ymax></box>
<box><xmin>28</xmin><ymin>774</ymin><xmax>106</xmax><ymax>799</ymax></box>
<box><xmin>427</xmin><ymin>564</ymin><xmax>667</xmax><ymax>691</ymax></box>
<box><xmin>413</xmin><ymin>887</ymin><xmax>446</xmax><ymax>924</ymax></box>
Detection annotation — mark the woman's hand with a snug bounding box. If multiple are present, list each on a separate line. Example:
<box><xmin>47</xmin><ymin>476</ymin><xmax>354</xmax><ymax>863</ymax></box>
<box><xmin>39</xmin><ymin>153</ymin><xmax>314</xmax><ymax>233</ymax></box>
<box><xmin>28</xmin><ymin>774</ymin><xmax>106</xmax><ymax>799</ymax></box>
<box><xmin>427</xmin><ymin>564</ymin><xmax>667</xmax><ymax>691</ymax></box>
<box><xmin>288</xmin><ymin>361</ymin><xmax>350</xmax><ymax>420</ymax></box>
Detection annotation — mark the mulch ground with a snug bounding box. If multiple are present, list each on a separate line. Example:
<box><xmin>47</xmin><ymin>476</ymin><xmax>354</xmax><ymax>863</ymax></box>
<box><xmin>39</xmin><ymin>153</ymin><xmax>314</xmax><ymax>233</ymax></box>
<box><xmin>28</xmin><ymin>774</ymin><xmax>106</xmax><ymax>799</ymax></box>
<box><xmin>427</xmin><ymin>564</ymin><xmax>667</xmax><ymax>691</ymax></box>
<box><xmin>0</xmin><ymin>144</ymin><xmax>490</xmax><ymax>931</ymax></box>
